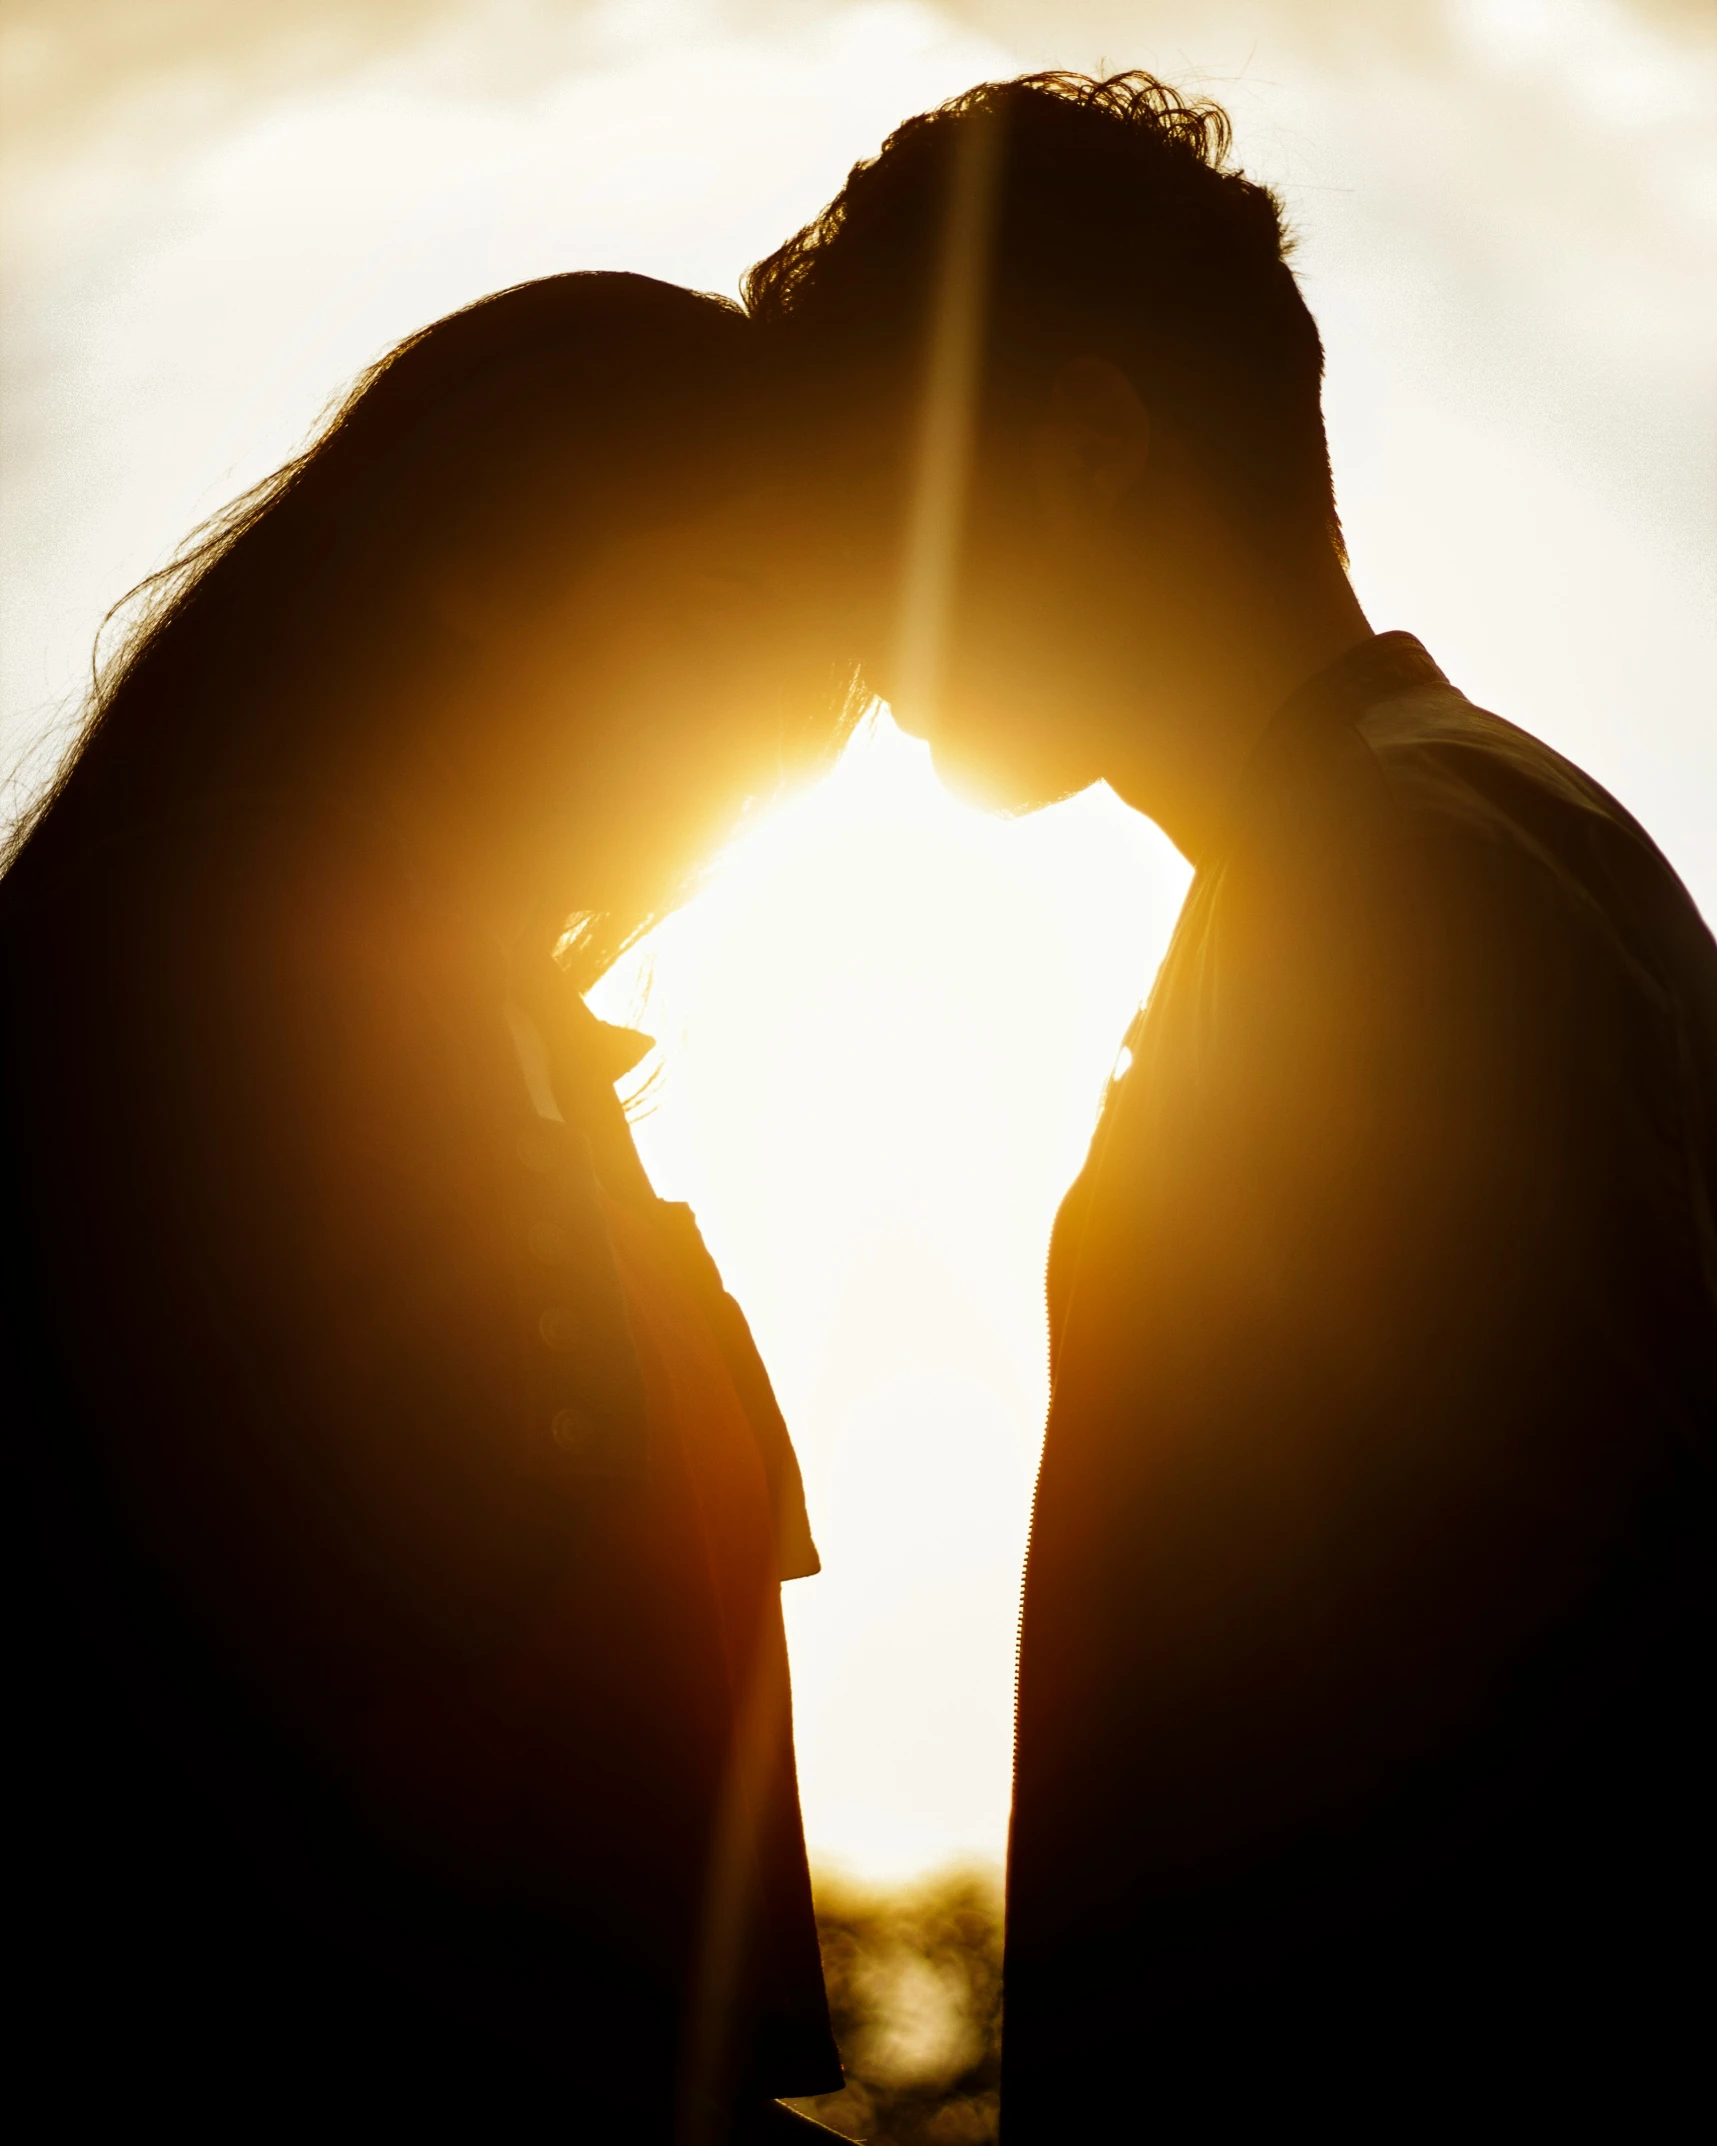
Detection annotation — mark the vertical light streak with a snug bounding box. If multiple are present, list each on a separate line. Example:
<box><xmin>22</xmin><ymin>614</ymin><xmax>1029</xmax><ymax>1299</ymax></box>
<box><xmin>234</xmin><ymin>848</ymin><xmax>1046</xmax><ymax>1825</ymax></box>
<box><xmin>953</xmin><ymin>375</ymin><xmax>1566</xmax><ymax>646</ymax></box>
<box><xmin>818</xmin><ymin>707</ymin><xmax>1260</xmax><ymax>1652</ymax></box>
<box><xmin>678</xmin><ymin>1645</ymin><xmax>790</xmax><ymax>2146</ymax></box>
<box><xmin>892</xmin><ymin>111</ymin><xmax>1003</xmax><ymax>729</ymax></box>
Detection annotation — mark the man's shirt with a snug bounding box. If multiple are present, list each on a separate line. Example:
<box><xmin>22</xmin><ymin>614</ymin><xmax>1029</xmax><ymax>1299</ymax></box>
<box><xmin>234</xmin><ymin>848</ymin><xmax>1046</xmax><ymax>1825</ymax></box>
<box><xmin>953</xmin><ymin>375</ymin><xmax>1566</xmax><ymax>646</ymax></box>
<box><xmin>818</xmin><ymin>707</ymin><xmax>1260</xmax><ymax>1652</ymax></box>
<box><xmin>1004</xmin><ymin>634</ymin><xmax>1716</xmax><ymax>2128</ymax></box>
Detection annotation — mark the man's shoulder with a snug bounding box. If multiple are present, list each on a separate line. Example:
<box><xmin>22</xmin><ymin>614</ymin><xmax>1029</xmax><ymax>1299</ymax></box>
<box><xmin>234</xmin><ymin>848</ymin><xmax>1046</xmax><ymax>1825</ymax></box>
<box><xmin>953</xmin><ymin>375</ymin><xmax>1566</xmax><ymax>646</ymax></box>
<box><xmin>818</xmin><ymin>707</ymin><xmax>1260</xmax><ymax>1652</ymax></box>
<box><xmin>1216</xmin><ymin>670</ymin><xmax>1716</xmax><ymax>1080</ymax></box>
<box><xmin>1347</xmin><ymin>682</ymin><xmax>1714</xmax><ymax>994</ymax></box>
<box><xmin>1233</xmin><ymin>681</ymin><xmax>1600</xmax><ymax>949</ymax></box>
<box><xmin>1355</xmin><ymin>684</ymin><xmax>1640</xmax><ymax>860</ymax></box>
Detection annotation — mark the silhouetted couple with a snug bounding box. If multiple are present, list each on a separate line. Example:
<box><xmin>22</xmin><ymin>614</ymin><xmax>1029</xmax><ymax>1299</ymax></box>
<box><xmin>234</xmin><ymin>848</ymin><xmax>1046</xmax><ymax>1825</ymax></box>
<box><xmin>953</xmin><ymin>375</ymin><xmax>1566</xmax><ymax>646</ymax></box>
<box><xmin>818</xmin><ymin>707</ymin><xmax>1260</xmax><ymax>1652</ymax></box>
<box><xmin>4</xmin><ymin>71</ymin><xmax>1711</xmax><ymax>2143</ymax></box>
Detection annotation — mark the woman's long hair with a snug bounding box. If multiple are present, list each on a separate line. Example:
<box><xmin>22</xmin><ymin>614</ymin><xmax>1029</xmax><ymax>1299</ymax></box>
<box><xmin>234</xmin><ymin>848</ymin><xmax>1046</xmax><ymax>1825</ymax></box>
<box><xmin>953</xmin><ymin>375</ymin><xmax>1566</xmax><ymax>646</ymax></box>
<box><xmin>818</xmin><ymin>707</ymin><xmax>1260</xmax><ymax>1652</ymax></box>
<box><xmin>0</xmin><ymin>272</ymin><xmax>786</xmax><ymax>981</ymax></box>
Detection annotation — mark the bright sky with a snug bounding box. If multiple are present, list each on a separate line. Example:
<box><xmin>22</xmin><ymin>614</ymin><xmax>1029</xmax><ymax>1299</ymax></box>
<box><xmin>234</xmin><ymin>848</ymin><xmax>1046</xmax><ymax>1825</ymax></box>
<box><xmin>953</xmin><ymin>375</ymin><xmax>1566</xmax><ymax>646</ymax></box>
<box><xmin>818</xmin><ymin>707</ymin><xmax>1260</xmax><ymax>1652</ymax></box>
<box><xmin>4</xmin><ymin>0</ymin><xmax>1713</xmax><ymax>1879</ymax></box>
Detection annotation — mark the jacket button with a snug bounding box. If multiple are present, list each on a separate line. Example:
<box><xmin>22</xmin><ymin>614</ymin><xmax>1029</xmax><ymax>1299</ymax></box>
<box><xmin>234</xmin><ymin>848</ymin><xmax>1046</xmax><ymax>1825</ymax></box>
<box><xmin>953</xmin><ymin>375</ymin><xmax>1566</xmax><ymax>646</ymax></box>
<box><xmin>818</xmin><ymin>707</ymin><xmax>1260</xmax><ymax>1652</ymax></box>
<box><xmin>551</xmin><ymin>1407</ymin><xmax>597</xmax><ymax>1455</ymax></box>
<box><xmin>528</xmin><ymin>1220</ymin><xmax>571</xmax><ymax>1264</ymax></box>
<box><xmin>516</xmin><ymin>1129</ymin><xmax>559</xmax><ymax>1174</ymax></box>
<box><xmin>538</xmin><ymin>1306</ymin><xmax>580</xmax><ymax>1352</ymax></box>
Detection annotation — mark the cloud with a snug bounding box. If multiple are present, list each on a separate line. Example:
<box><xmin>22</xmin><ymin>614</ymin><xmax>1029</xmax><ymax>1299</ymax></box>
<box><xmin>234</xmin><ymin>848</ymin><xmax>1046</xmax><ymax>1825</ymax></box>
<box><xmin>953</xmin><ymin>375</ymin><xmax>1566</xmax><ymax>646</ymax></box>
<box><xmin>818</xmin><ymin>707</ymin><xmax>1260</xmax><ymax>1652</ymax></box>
<box><xmin>3</xmin><ymin>0</ymin><xmax>1709</xmax><ymax>861</ymax></box>
<box><xmin>0</xmin><ymin>0</ymin><xmax>469</xmax><ymax>156</ymax></box>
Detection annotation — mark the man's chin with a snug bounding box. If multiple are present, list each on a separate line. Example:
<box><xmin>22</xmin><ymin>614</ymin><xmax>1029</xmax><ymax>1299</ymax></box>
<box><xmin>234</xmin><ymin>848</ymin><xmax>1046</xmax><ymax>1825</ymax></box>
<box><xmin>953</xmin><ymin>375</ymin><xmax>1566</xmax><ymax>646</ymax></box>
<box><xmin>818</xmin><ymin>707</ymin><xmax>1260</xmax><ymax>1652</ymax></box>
<box><xmin>928</xmin><ymin>740</ymin><xmax>1079</xmax><ymax>818</ymax></box>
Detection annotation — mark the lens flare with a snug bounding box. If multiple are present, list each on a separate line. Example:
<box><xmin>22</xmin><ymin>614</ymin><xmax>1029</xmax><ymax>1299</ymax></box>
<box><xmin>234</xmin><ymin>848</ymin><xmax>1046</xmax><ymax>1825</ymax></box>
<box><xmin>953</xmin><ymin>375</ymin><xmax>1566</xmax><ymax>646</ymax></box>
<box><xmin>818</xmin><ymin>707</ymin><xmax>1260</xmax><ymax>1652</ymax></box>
<box><xmin>892</xmin><ymin>112</ymin><xmax>1004</xmax><ymax>733</ymax></box>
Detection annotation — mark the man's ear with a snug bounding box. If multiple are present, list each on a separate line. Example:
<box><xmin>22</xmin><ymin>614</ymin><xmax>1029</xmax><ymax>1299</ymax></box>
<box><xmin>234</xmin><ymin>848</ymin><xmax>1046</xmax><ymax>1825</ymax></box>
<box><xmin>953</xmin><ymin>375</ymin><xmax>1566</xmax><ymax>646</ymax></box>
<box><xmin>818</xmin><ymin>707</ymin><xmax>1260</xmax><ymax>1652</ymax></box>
<box><xmin>1033</xmin><ymin>358</ymin><xmax>1151</xmax><ymax>538</ymax></box>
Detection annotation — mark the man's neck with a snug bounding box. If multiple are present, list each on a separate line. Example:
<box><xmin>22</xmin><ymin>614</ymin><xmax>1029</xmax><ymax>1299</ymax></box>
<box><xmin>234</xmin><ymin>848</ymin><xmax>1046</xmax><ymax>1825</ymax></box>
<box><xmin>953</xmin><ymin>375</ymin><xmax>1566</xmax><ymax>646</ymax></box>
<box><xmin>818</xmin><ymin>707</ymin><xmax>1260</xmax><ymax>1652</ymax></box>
<box><xmin>1104</xmin><ymin>546</ymin><xmax>1373</xmax><ymax>865</ymax></box>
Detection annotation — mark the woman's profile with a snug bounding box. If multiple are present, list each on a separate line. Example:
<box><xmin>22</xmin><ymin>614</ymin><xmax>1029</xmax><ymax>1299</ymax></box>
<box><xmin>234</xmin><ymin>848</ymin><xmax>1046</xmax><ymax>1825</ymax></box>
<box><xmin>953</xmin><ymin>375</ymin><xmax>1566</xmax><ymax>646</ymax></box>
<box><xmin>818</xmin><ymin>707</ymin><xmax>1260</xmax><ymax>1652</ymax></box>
<box><xmin>2</xmin><ymin>273</ymin><xmax>850</xmax><ymax>2140</ymax></box>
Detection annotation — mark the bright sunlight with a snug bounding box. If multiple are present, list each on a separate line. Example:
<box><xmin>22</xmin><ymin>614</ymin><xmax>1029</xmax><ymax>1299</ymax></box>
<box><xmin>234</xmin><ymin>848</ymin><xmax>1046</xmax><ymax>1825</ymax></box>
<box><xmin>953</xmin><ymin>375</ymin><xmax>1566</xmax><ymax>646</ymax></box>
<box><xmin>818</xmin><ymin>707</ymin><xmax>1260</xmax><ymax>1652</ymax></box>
<box><xmin>591</xmin><ymin>710</ymin><xmax>1191</xmax><ymax>1878</ymax></box>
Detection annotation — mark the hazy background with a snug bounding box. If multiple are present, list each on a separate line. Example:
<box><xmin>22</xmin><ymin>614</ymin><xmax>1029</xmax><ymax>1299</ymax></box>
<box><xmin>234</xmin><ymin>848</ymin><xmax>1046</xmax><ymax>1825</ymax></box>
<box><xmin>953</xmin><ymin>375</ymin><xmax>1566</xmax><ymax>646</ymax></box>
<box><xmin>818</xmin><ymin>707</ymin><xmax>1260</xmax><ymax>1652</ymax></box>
<box><xmin>4</xmin><ymin>0</ymin><xmax>1712</xmax><ymax>1883</ymax></box>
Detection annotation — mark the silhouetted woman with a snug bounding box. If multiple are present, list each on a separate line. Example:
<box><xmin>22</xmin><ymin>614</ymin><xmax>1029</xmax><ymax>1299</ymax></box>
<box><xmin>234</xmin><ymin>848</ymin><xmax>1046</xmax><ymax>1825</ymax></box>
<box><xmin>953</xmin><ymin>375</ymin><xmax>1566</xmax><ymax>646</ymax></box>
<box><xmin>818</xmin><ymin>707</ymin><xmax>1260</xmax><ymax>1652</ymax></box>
<box><xmin>1</xmin><ymin>274</ymin><xmax>847</xmax><ymax>2140</ymax></box>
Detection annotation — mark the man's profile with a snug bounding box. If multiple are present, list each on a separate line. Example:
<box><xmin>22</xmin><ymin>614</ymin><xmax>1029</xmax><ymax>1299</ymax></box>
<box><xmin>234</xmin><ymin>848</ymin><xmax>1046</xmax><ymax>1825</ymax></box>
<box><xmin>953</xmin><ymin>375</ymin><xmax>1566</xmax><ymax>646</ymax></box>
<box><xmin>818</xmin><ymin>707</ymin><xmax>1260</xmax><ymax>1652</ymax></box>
<box><xmin>750</xmin><ymin>72</ymin><xmax>1716</xmax><ymax>2131</ymax></box>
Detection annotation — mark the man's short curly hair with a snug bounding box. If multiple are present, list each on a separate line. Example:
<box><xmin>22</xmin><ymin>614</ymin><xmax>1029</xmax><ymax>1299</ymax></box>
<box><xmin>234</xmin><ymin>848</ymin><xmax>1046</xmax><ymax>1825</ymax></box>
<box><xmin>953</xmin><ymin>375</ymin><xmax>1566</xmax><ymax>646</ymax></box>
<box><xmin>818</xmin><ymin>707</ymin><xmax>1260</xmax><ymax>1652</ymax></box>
<box><xmin>746</xmin><ymin>71</ymin><xmax>1342</xmax><ymax>556</ymax></box>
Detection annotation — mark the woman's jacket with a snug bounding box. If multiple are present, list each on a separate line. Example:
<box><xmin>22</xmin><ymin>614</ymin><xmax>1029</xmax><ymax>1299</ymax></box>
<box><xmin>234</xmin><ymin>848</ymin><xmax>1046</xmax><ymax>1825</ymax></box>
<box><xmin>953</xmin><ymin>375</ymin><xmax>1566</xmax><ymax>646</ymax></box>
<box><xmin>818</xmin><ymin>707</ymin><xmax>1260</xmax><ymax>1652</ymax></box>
<box><xmin>2</xmin><ymin>791</ymin><xmax>838</xmax><ymax>2122</ymax></box>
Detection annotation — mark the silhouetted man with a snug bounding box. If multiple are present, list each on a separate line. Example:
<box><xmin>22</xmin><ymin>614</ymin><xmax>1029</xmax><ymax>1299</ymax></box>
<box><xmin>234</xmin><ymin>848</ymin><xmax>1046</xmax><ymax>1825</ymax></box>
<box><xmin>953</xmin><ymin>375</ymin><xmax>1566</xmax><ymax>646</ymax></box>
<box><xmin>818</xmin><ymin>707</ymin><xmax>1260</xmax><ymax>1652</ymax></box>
<box><xmin>750</xmin><ymin>72</ymin><xmax>1716</xmax><ymax>2133</ymax></box>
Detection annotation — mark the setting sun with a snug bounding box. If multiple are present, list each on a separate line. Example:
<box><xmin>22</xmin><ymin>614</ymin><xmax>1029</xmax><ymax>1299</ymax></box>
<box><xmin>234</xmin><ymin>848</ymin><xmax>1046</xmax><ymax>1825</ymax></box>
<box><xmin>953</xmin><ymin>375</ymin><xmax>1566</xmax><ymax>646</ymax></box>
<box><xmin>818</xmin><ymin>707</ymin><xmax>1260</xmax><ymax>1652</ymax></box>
<box><xmin>592</xmin><ymin>711</ymin><xmax>1191</xmax><ymax>1876</ymax></box>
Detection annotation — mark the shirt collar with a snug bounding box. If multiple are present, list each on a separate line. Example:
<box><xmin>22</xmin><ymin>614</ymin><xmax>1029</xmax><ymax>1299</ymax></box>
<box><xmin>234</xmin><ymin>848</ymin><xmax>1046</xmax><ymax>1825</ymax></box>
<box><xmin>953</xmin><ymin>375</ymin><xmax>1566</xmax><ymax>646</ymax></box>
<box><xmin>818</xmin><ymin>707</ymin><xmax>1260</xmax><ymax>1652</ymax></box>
<box><xmin>1206</xmin><ymin>630</ymin><xmax>1447</xmax><ymax>867</ymax></box>
<box><xmin>1267</xmin><ymin>630</ymin><xmax>1447</xmax><ymax>743</ymax></box>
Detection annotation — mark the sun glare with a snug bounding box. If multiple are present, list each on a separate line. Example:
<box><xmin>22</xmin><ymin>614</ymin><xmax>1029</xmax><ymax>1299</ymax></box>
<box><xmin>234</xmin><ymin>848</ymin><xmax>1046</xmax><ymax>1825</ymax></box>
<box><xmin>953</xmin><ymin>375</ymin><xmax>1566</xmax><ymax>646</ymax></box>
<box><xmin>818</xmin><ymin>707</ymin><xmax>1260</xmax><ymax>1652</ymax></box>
<box><xmin>590</xmin><ymin>710</ymin><xmax>1191</xmax><ymax>1878</ymax></box>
